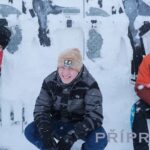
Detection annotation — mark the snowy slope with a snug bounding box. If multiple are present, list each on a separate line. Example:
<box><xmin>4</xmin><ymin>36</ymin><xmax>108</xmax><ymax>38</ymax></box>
<box><xmin>0</xmin><ymin>0</ymin><xmax>146</xmax><ymax>150</ymax></box>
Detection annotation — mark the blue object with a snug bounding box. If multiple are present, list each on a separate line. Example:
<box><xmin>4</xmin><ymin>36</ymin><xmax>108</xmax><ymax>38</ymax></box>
<box><xmin>130</xmin><ymin>103</ymin><xmax>136</xmax><ymax>128</ymax></box>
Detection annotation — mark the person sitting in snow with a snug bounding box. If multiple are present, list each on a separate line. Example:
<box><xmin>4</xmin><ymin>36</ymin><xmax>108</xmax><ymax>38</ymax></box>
<box><xmin>0</xmin><ymin>25</ymin><xmax>11</xmax><ymax>76</ymax></box>
<box><xmin>132</xmin><ymin>54</ymin><xmax>150</xmax><ymax>150</ymax></box>
<box><xmin>24</xmin><ymin>48</ymin><xmax>108</xmax><ymax>150</ymax></box>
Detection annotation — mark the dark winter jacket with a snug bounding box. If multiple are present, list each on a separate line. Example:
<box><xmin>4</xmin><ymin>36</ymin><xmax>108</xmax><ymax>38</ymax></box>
<box><xmin>34</xmin><ymin>65</ymin><xmax>103</xmax><ymax>146</ymax></box>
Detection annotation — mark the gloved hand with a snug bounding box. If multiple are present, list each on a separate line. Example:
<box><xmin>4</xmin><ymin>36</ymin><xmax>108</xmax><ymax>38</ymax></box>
<box><xmin>74</xmin><ymin>120</ymin><xmax>93</xmax><ymax>139</ymax></box>
<box><xmin>57</xmin><ymin>133</ymin><xmax>77</xmax><ymax>150</ymax></box>
<box><xmin>39</xmin><ymin>126</ymin><xmax>57</xmax><ymax>149</ymax></box>
<box><xmin>42</xmin><ymin>136</ymin><xmax>57</xmax><ymax>149</ymax></box>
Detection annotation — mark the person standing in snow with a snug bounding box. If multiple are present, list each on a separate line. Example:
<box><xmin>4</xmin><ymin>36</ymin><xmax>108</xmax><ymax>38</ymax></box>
<box><xmin>132</xmin><ymin>54</ymin><xmax>150</xmax><ymax>150</ymax></box>
<box><xmin>24</xmin><ymin>48</ymin><xmax>108</xmax><ymax>150</ymax></box>
<box><xmin>0</xmin><ymin>25</ymin><xmax>11</xmax><ymax>76</ymax></box>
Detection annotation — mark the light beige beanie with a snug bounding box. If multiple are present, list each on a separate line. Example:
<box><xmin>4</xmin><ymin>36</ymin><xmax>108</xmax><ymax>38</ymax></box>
<box><xmin>58</xmin><ymin>48</ymin><xmax>83</xmax><ymax>72</ymax></box>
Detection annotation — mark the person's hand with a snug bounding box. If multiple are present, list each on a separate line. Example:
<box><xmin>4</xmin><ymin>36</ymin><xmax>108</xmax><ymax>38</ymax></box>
<box><xmin>39</xmin><ymin>126</ymin><xmax>57</xmax><ymax>149</ymax></box>
<box><xmin>57</xmin><ymin>133</ymin><xmax>77</xmax><ymax>150</ymax></box>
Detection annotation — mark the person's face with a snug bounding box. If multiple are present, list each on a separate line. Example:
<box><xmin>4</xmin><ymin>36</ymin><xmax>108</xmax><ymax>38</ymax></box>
<box><xmin>58</xmin><ymin>67</ymin><xmax>78</xmax><ymax>84</ymax></box>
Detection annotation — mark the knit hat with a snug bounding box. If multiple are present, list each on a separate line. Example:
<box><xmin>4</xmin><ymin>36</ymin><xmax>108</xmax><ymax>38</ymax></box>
<box><xmin>58</xmin><ymin>48</ymin><xmax>83</xmax><ymax>72</ymax></box>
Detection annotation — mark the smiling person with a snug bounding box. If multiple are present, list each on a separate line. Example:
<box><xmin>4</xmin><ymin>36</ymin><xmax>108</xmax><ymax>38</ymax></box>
<box><xmin>24</xmin><ymin>48</ymin><xmax>108</xmax><ymax>150</ymax></box>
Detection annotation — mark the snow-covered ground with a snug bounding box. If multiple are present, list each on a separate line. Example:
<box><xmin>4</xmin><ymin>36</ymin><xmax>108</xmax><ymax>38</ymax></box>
<box><xmin>0</xmin><ymin>0</ymin><xmax>147</xmax><ymax>150</ymax></box>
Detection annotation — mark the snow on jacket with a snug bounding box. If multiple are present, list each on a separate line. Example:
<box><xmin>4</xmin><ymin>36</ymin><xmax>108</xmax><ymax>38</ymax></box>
<box><xmin>34</xmin><ymin>65</ymin><xmax>103</xmax><ymax>141</ymax></box>
<box><xmin>135</xmin><ymin>54</ymin><xmax>150</xmax><ymax>105</ymax></box>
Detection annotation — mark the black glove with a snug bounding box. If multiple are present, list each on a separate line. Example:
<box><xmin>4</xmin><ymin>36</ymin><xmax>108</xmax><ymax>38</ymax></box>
<box><xmin>57</xmin><ymin>132</ymin><xmax>77</xmax><ymax>150</ymax></box>
<box><xmin>0</xmin><ymin>26</ymin><xmax>11</xmax><ymax>49</ymax></box>
<box><xmin>42</xmin><ymin>136</ymin><xmax>57</xmax><ymax>149</ymax></box>
<box><xmin>39</xmin><ymin>125</ymin><xmax>57</xmax><ymax>149</ymax></box>
<box><xmin>74</xmin><ymin>120</ymin><xmax>93</xmax><ymax>139</ymax></box>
